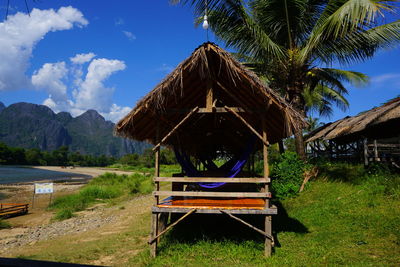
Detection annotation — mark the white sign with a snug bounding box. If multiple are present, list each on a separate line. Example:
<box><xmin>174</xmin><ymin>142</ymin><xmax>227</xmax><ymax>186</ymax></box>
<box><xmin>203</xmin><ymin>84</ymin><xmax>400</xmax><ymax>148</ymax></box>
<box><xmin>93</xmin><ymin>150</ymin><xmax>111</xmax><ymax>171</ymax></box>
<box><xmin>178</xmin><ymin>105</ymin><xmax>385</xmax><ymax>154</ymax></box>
<box><xmin>35</xmin><ymin>183</ymin><xmax>54</xmax><ymax>194</ymax></box>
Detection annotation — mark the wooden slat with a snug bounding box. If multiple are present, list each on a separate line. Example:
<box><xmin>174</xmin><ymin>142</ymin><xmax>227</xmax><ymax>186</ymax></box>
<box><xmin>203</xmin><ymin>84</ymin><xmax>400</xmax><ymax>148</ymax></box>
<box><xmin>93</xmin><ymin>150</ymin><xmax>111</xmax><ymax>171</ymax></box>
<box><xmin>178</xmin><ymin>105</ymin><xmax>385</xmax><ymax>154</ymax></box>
<box><xmin>154</xmin><ymin>177</ymin><xmax>270</xmax><ymax>183</ymax></box>
<box><xmin>152</xmin><ymin>106</ymin><xmax>199</xmax><ymax>151</ymax></box>
<box><xmin>224</xmin><ymin>106</ymin><xmax>269</xmax><ymax>148</ymax></box>
<box><xmin>153</xmin><ymin>191</ymin><xmax>271</xmax><ymax>198</ymax></box>
<box><xmin>152</xmin><ymin>206</ymin><xmax>278</xmax><ymax>215</ymax></box>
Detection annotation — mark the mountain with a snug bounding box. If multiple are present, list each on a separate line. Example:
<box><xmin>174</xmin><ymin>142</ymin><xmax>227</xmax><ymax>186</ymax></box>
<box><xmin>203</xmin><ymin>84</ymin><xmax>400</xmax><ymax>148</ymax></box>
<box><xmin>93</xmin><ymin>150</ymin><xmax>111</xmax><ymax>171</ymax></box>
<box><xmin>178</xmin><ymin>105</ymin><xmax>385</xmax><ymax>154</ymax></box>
<box><xmin>0</xmin><ymin>102</ymin><xmax>5</xmax><ymax>113</ymax></box>
<box><xmin>0</xmin><ymin>102</ymin><xmax>148</xmax><ymax>157</ymax></box>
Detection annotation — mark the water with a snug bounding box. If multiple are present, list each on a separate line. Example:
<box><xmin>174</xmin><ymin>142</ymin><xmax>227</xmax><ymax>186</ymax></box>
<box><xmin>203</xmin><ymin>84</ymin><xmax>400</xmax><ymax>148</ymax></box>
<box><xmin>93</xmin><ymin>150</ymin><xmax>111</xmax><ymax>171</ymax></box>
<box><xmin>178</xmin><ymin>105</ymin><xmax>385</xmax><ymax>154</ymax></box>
<box><xmin>0</xmin><ymin>166</ymin><xmax>90</xmax><ymax>184</ymax></box>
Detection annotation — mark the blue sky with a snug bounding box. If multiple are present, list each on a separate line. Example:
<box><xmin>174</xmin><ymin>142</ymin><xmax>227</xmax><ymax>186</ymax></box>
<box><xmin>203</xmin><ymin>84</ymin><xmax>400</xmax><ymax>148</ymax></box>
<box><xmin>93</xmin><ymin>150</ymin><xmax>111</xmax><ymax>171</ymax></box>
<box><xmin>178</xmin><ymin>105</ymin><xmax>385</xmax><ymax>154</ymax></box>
<box><xmin>0</xmin><ymin>1</ymin><xmax>399</xmax><ymax>123</ymax></box>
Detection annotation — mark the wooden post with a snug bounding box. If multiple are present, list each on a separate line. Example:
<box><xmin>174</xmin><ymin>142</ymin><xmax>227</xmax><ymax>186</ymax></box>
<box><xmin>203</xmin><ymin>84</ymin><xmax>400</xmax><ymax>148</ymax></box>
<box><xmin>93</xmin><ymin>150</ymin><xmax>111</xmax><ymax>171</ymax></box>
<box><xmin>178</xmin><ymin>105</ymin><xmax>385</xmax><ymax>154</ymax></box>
<box><xmin>154</xmin><ymin>124</ymin><xmax>160</xmax><ymax>205</ymax></box>
<box><xmin>373</xmin><ymin>139</ymin><xmax>379</xmax><ymax>162</ymax></box>
<box><xmin>262</xmin><ymin>117</ymin><xmax>272</xmax><ymax>257</ymax></box>
<box><xmin>364</xmin><ymin>138</ymin><xmax>368</xmax><ymax>166</ymax></box>
<box><xmin>150</xmin><ymin>212</ymin><xmax>158</xmax><ymax>257</ymax></box>
<box><xmin>265</xmin><ymin>215</ymin><xmax>272</xmax><ymax>256</ymax></box>
<box><xmin>261</xmin><ymin>117</ymin><xmax>269</xmax><ymax>207</ymax></box>
<box><xmin>206</xmin><ymin>80</ymin><xmax>213</xmax><ymax>112</ymax></box>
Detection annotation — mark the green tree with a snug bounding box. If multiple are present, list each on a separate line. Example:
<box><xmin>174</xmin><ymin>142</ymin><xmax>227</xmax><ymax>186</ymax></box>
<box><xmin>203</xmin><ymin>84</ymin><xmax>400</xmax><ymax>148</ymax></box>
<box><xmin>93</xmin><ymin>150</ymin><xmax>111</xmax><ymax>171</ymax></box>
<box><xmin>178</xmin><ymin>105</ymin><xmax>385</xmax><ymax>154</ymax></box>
<box><xmin>177</xmin><ymin>0</ymin><xmax>400</xmax><ymax>159</ymax></box>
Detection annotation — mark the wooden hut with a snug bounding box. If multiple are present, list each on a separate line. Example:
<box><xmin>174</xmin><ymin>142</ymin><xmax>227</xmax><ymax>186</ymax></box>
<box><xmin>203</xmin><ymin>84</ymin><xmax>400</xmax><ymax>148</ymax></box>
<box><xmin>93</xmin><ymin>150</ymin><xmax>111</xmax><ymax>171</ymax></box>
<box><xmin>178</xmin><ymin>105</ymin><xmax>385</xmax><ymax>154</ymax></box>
<box><xmin>115</xmin><ymin>42</ymin><xmax>306</xmax><ymax>257</ymax></box>
<box><xmin>306</xmin><ymin>97</ymin><xmax>400</xmax><ymax>165</ymax></box>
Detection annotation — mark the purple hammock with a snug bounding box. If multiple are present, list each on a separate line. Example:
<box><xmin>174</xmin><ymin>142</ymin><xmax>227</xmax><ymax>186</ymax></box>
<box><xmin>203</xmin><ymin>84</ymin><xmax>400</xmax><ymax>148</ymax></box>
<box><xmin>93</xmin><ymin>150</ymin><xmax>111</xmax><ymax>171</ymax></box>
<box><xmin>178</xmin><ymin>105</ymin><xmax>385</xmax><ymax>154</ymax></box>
<box><xmin>174</xmin><ymin>137</ymin><xmax>255</xmax><ymax>188</ymax></box>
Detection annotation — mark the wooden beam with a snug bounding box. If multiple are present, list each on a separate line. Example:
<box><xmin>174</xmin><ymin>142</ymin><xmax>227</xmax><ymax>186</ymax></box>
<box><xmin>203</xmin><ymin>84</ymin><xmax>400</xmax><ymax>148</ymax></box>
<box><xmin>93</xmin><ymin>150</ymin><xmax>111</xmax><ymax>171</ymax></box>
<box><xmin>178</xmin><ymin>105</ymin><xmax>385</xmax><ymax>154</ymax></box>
<box><xmin>152</xmin><ymin>106</ymin><xmax>199</xmax><ymax>151</ymax></box>
<box><xmin>220</xmin><ymin>210</ymin><xmax>274</xmax><ymax>241</ymax></box>
<box><xmin>198</xmin><ymin>107</ymin><xmax>246</xmax><ymax>113</ymax></box>
<box><xmin>154</xmin><ymin>177</ymin><xmax>270</xmax><ymax>183</ymax></box>
<box><xmin>217</xmin><ymin>81</ymin><xmax>253</xmax><ymax>111</ymax></box>
<box><xmin>149</xmin><ymin>209</ymin><xmax>196</xmax><ymax>245</ymax></box>
<box><xmin>224</xmin><ymin>106</ymin><xmax>269</xmax><ymax>148</ymax></box>
<box><xmin>153</xmin><ymin>191</ymin><xmax>271</xmax><ymax>198</ymax></box>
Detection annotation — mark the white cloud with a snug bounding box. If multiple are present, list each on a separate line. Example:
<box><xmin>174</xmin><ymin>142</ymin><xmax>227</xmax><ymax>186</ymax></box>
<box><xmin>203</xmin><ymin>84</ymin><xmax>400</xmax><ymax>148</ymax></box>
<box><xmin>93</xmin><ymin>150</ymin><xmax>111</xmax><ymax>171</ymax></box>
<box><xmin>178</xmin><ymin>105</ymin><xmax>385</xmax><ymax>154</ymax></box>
<box><xmin>371</xmin><ymin>73</ymin><xmax>400</xmax><ymax>85</ymax></box>
<box><xmin>32</xmin><ymin>62</ymin><xmax>68</xmax><ymax>102</ymax></box>
<box><xmin>0</xmin><ymin>6</ymin><xmax>88</xmax><ymax>91</ymax></box>
<box><xmin>122</xmin><ymin>30</ymin><xmax>136</xmax><ymax>41</ymax></box>
<box><xmin>38</xmin><ymin>56</ymin><xmax>130</xmax><ymax>122</ymax></box>
<box><xmin>70</xmin><ymin>52</ymin><xmax>96</xmax><ymax>64</ymax></box>
<box><xmin>74</xmin><ymin>58</ymin><xmax>126</xmax><ymax>112</ymax></box>
<box><xmin>105</xmin><ymin>104</ymin><xmax>131</xmax><ymax>122</ymax></box>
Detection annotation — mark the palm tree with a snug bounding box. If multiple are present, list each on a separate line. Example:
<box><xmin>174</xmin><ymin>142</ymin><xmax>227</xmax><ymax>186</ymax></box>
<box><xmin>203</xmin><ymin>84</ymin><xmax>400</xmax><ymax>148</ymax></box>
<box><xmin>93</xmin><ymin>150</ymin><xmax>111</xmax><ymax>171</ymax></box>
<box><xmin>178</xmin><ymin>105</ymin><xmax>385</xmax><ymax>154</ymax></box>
<box><xmin>174</xmin><ymin>0</ymin><xmax>400</xmax><ymax>159</ymax></box>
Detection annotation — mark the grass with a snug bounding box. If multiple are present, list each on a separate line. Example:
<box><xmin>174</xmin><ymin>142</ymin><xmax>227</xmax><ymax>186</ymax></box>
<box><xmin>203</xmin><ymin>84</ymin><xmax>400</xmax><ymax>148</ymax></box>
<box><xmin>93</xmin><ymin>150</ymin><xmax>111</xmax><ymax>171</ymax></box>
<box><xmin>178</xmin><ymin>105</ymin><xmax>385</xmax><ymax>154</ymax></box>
<box><xmin>12</xmin><ymin>162</ymin><xmax>400</xmax><ymax>266</ymax></box>
<box><xmin>49</xmin><ymin>172</ymin><xmax>153</xmax><ymax>220</ymax></box>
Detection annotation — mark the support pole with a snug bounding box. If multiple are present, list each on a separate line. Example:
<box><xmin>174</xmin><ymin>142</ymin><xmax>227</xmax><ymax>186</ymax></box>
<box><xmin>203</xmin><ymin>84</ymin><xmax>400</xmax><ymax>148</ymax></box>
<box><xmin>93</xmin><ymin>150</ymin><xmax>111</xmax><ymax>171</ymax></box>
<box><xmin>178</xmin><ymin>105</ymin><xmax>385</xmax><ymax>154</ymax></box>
<box><xmin>364</xmin><ymin>138</ymin><xmax>368</xmax><ymax>166</ymax></box>
<box><xmin>265</xmin><ymin>215</ymin><xmax>272</xmax><ymax>257</ymax></box>
<box><xmin>373</xmin><ymin>139</ymin><xmax>379</xmax><ymax>162</ymax></box>
<box><xmin>262</xmin><ymin>116</ymin><xmax>272</xmax><ymax>257</ymax></box>
<box><xmin>149</xmin><ymin>209</ymin><xmax>196</xmax><ymax>244</ymax></box>
<box><xmin>150</xmin><ymin>213</ymin><xmax>158</xmax><ymax>257</ymax></box>
<box><xmin>154</xmin><ymin>123</ymin><xmax>160</xmax><ymax>205</ymax></box>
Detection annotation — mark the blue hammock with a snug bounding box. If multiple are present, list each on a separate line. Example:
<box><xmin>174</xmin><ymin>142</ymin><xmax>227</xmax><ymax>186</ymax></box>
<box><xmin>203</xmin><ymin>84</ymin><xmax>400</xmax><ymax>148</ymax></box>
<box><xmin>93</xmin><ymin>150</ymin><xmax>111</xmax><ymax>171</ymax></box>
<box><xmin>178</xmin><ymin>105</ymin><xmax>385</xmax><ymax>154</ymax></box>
<box><xmin>174</xmin><ymin>136</ymin><xmax>255</xmax><ymax>188</ymax></box>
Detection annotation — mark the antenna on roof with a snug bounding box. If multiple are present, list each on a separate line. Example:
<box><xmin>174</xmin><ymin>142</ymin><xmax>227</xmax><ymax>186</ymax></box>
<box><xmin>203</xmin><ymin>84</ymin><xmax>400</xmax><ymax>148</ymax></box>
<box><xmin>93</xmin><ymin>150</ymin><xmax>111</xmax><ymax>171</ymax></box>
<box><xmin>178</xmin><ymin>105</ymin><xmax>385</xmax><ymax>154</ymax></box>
<box><xmin>202</xmin><ymin>0</ymin><xmax>209</xmax><ymax>41</ymax></box>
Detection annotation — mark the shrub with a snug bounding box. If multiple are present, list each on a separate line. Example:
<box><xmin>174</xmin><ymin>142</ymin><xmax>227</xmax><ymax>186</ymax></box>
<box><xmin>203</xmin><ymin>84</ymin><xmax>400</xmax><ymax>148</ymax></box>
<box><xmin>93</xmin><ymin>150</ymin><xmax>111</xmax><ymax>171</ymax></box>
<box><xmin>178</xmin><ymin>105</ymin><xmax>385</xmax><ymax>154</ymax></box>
<box><xmin>54</xmin><ymin>209</ymin><xmax>75</xmax><ymax>221</ymax></box>
<box><xmin>270</xmin><ymin>151</ymin><xmax>308</xmax><ymax>199</ymax></box>
<box><xmin>0</xmin><ymin>219</ymin><xmax>11</xmax><ymax>229</ymax></box>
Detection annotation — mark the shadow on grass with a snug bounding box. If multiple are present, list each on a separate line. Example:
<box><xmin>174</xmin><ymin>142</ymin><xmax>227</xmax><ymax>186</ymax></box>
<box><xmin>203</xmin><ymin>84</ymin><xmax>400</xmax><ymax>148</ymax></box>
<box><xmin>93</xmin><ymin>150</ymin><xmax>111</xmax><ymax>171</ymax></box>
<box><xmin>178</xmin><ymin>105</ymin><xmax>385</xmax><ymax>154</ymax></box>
<box><xmin>159</xmin><ymin>200</ymin><xmax>308</xmax><ymax>252</ymax></box>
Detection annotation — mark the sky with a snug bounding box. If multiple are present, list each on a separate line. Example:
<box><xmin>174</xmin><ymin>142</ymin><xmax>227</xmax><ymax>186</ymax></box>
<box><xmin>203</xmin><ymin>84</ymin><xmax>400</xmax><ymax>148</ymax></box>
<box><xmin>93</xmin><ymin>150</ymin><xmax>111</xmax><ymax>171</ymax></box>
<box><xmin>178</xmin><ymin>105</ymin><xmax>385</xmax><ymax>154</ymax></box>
<box><xmin>0</xmin><ymin>0</ymin><xmax>399</xmax><ymax>123</ymax></box>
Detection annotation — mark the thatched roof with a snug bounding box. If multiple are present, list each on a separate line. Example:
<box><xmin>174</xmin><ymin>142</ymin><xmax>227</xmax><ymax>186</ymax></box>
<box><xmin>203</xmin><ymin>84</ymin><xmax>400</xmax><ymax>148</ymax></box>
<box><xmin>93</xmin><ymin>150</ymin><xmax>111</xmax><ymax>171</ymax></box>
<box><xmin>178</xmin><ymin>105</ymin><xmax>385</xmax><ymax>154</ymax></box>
<box><xmin>306</xmin><ymin>97</ymin><xmax>400</xmax><ymax>143</ymax></box>
<box><xmin>115</xmin><ymin>42</ymin><xmax>306</xmax><ymax>156</ymax></box>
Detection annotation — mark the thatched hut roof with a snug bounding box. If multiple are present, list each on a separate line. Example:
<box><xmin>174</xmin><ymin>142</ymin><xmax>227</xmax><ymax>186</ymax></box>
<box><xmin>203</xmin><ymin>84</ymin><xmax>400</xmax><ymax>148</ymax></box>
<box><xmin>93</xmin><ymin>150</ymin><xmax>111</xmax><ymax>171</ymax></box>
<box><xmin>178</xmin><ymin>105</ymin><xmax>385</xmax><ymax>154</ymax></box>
<box><xmin>306</xmin><ymin>97</ymin><xmax>400</xmax><ymax>143</ymax></box>
<box><xmin>115</xmin><ymin>42</ymin><xmax>306</xmax><ymax>156</ymax></box>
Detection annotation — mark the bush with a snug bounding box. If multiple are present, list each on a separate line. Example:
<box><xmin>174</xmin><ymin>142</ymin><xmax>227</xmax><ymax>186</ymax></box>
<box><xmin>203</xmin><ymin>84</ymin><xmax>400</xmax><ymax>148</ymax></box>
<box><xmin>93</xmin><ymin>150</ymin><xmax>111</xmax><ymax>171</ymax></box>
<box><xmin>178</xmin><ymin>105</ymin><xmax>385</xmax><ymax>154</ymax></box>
<box><xmin>0</xmin><ymin>219</ymin><xmax>11</xmax><ymax>229</ymax></box>
<box><xmin>54</xmin><ymin>209</ymin><xmax>75</xmax><ymax>221</ymax></box>
<box><xmin>270</xmin><ymin>152</ymin><xmax>308</xmax><ymax>199</ymax></box>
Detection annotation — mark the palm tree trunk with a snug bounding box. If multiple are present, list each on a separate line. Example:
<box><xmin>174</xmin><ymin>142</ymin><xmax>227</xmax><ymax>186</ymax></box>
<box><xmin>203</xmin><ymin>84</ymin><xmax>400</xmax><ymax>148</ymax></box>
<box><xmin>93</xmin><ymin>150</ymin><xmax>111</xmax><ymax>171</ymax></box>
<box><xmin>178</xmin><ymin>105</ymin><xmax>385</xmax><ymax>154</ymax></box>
<box><xmin>289</xmin><ymin>88</ymin><xmax>306</xmax><ymax>160</ymax></box>
<box><xmin>294</xmin><ymin>130</ymin><xmax>306</xmax><ymax>160</ymax></box>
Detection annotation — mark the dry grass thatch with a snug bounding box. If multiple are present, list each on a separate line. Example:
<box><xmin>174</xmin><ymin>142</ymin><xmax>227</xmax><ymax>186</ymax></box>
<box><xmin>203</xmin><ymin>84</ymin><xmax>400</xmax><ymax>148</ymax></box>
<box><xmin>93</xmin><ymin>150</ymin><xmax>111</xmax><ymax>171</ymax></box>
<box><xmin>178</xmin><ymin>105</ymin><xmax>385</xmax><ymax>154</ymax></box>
<box><xmin>115</xmin><ymin>42</ymin><xmax>306</xmax><ymax>155</ymax></box>
<box><xmin>306</xmin><ymin>97</ymin><xmax>400</xmax><ymax>143</ymax></box>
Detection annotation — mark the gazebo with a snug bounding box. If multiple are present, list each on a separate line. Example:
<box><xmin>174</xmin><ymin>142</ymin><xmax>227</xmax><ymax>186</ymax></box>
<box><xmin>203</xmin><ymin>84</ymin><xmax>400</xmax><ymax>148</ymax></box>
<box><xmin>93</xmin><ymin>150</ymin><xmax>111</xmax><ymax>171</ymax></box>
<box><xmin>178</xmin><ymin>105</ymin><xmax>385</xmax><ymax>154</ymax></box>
<box><xmin>115</xmin><ymin>42</ymin><xmax>306</xmax><ymax>257</ymax></box>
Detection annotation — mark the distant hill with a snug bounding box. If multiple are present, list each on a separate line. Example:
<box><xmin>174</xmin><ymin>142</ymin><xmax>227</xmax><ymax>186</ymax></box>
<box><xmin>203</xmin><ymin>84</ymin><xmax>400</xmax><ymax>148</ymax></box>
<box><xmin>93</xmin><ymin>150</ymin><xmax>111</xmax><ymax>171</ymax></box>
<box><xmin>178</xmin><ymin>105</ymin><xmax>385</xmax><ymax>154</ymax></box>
<box><xmin>0</xmin><ymin>102</ymin><xmax>148</xmax><ymax>157</ymax></box>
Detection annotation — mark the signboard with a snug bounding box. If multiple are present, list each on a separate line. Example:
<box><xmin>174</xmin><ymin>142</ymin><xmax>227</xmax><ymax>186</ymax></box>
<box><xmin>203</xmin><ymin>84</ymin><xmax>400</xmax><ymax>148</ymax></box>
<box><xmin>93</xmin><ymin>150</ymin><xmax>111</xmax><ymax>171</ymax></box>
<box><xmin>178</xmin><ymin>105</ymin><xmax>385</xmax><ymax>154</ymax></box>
<box><xmin>34</xmin><ymin>183</ymin><xmax>53</xmax><ymax>194</ymax></box>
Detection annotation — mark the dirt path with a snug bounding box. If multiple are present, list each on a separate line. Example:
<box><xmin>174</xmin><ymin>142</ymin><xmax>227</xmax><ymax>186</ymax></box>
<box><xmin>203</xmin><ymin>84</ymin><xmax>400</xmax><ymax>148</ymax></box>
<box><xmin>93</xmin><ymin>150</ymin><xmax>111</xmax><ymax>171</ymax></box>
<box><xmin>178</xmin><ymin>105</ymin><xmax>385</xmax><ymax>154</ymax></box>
<box><xmin>1</xmin><ymin>194</ymin><xmax>154</xmax><ymax>266</ymax></box>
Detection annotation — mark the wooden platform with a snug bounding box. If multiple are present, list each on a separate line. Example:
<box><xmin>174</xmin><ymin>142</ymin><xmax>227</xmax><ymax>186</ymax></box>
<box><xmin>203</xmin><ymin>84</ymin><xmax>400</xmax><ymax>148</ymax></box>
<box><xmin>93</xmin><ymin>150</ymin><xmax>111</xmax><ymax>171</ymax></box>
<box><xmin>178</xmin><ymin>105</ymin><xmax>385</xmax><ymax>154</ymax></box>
<box><xmin>0</xmin><ymin>203</ymin><xmax>29</xmax><ymax>218</ymax></box>
<box><xmin>154</xmin><ymin>197</ymin><xmax>277</xmax><ymax>215</ymax></box>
